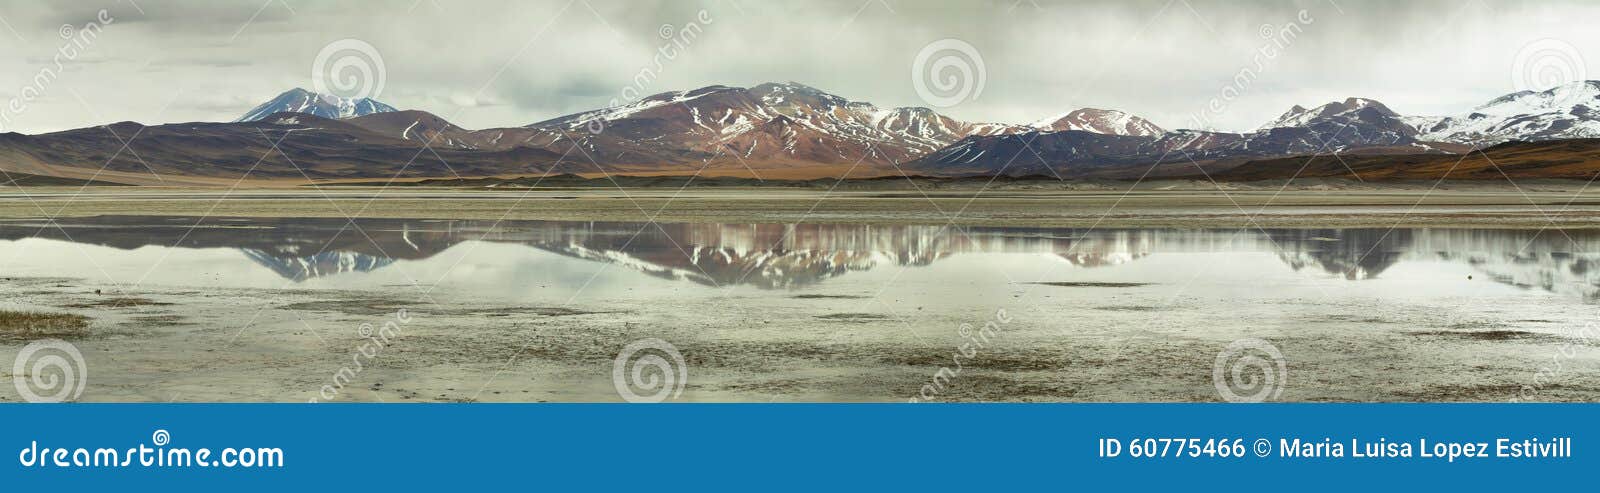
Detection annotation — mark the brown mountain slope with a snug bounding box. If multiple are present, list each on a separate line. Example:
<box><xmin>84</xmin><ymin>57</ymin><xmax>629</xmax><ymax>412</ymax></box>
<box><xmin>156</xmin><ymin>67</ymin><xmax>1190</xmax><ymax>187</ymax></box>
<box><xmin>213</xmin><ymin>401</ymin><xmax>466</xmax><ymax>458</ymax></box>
<box><xmin>0</xmin><ymin>170</ymin><xmax>134</xmax><ymax>186</ymax></box>
<box><xmin>0</xmin><ymin>113</ymin><xmax>573</xmax><ymax>184</ymax></box>
<box><xmin>1216</xmin><ymin>139</ymin><xmax>1600</xmax><ymax>181</ymax></box>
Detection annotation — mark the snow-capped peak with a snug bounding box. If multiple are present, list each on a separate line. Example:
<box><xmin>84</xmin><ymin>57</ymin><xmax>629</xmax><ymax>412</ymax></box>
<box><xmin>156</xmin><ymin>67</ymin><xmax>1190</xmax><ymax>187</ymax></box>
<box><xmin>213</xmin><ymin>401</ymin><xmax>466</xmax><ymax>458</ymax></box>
<box><xmin>521</xmin><ymin>82</ymin><xmax>1033</xmax><ymax>166</ymax></box>
<box><xmin>751</xmin><ymin>81</ymin><xmax>848</xmax><ymax>109</ymax></box>
<box><xmin>235</xmin><ymin>88</ymin><xmax>398</xmax><ymax>123</ymax></box>
<box><xmin>1030</xmin><ymin>108</ymin><xmax>1166</xmax><ymax>136</ymax></box>
<box><xmin>1473</xmin><ymin>80</ymin><xmax>1600</xmax><ymax>116</ymax></box>
<box><xmin>1410</xmin><ymin>80</ymin><xmax>1600</xmax><ymax>145</ymax></box>
<box><xmin>1259</xmin><ymin>97</ymin><xmax>1395</xmax><ymax>130</ymax></box>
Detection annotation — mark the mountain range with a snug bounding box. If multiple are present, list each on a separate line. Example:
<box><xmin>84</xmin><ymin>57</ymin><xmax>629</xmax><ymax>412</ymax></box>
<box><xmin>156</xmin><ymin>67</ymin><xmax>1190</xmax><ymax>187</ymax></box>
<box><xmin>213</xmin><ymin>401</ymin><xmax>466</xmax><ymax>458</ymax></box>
<box><xmin>2</xmin><ymin>81</ymin><xmax>1599</xmax><ymax>184</ymax></box>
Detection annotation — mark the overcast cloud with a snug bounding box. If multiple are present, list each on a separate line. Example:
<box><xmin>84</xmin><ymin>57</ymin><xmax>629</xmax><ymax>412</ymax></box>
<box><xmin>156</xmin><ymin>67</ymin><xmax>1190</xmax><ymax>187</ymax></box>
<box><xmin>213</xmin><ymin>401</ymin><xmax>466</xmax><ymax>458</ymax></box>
<box><xmin>0</xmin><ymin>0</ymin><xmax>1594</xmax><ymax>134</ymax></box>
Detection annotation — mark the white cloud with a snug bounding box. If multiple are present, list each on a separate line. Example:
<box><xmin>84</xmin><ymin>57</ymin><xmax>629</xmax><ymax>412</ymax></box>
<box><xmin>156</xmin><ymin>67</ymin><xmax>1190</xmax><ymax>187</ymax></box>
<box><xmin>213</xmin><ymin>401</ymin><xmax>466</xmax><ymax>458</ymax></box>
<box><xmin>0</xmin><ymin>0</ymin><xmax>1594</xmax><ymax>134</ymax></box>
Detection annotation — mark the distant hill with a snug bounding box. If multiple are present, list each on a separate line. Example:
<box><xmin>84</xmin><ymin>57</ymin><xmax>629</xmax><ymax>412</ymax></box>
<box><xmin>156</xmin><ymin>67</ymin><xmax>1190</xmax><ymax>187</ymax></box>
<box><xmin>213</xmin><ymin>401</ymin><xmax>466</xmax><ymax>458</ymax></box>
<box><xmin>4</xmin><ymin>81</ymin><xmax>1600</xmax><ymax>184</ymax></box>
<box><xmin>1216</xmin><ymin>139</ymin><xmax>1600</xmax><ymax>181</ymax></box>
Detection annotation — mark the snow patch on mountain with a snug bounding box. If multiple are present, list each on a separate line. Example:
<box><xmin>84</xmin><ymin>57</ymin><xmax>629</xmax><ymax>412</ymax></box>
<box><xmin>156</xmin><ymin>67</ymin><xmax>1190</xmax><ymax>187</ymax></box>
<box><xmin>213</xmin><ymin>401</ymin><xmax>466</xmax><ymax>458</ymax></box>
<box><xmin>523</xmin><ymin>82</ymin><xmax>1035</xmax><ymax>165</ymax></box>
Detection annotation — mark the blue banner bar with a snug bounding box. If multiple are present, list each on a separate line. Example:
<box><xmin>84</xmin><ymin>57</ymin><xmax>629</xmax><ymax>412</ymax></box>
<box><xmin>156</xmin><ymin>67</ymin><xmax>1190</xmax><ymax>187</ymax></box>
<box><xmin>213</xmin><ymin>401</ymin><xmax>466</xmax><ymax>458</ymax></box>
<box><xmin>1</xmin><ymin>403</ymin><xmax>1591</xmax><ymax>490</ymax></box>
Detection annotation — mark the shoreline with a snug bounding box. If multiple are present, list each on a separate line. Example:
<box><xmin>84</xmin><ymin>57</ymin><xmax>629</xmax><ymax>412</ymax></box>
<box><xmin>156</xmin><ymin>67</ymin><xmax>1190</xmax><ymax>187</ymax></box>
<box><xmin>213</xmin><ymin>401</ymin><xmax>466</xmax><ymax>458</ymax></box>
<box><xmin>1</xmin><ymin>187</ymin><xmax>1600</xmax><ymax>229</ymax></box>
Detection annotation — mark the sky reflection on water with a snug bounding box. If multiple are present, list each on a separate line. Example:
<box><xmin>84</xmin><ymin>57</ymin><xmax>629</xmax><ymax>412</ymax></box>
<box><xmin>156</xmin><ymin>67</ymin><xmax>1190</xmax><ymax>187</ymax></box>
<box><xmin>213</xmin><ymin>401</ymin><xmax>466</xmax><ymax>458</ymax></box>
<box><xmin>0</xmin><ymin>216</ymin><xmax>1595</xmax><ymax>304</ymax></box>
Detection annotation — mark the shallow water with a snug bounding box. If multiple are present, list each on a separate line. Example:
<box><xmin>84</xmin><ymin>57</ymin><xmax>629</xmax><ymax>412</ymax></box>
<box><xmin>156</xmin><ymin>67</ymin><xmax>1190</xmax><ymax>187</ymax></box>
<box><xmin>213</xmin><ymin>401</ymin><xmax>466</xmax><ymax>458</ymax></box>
<box><xmin>0</xmin><ymin>216</ymin><xmax>1597</xmax><ymax>402</ymax></box>
<box><xmin>0</xmin><ymin>216</ymin><xmax>1596</xmax><ymax>302</ymax></box>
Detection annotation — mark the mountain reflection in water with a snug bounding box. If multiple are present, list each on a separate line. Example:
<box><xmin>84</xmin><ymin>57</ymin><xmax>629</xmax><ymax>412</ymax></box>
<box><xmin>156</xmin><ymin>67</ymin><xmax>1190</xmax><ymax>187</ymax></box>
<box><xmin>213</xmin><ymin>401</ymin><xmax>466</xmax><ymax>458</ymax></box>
<box><xmin>0</xmin><ymin>216</ymin><xmax>1595</xmax><ymax>299</ymax></box>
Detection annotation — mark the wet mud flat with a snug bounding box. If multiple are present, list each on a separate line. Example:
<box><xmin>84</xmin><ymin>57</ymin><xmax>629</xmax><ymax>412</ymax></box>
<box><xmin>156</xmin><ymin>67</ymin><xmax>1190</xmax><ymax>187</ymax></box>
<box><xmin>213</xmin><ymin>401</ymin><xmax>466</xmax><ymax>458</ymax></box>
<box><xmin>1</xmin><ymin>268</ymin><xmax>1595</xmax><ymax>403</ymax></box>
<box><xmin>0</xmin><ymin>190</ymin><xmax>1597</xmax><ymax>402</ymax></box>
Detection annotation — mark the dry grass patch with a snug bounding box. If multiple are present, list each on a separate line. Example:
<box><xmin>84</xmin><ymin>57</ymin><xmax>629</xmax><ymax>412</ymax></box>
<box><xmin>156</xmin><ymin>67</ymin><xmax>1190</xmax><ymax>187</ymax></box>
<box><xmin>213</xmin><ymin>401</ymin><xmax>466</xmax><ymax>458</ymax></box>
<box><xmin>0</xmin><ymin>310</ymin><xmax>92</xmax><ymax>341</ymax></box>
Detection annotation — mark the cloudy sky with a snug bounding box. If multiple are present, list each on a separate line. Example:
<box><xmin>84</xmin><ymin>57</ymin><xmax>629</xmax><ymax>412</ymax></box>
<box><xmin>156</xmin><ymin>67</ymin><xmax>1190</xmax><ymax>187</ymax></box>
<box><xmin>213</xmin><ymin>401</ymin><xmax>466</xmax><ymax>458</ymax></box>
<box><xmin>0</xmin><ymin>0</ymin><xmax>1593</xmax><ymax>134</ymax></box>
